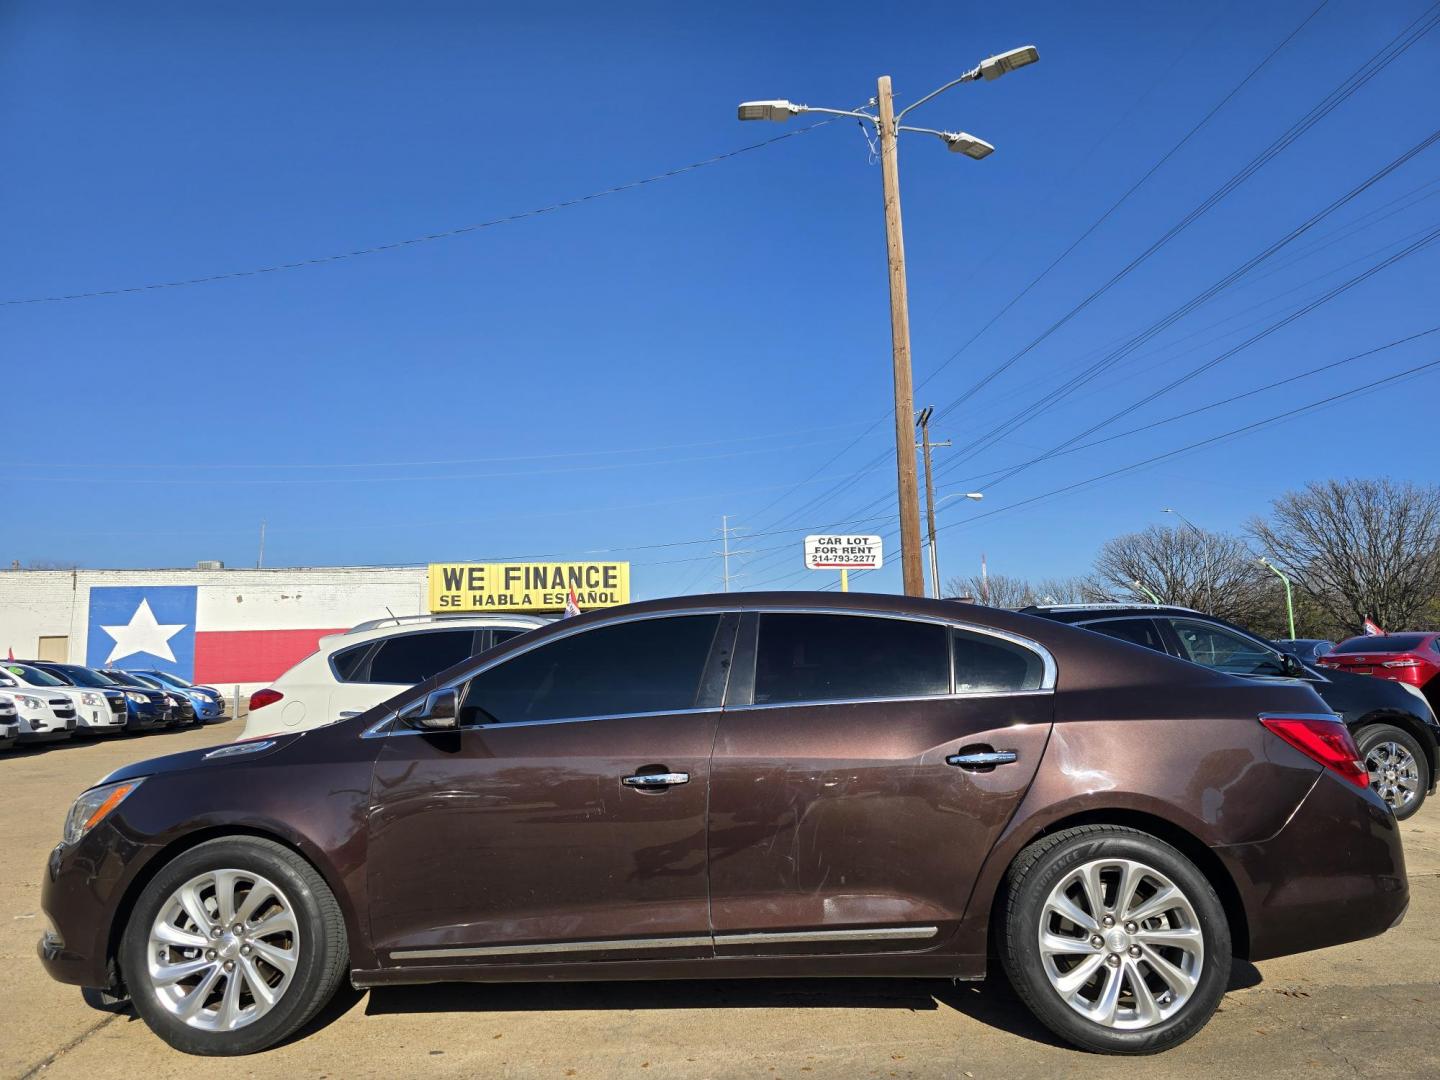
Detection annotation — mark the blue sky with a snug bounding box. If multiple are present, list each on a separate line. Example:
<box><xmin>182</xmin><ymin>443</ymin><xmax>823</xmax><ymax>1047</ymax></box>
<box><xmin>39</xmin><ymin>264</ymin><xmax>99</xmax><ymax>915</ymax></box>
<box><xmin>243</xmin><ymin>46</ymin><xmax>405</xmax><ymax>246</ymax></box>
<box><xmin>3</xmin><ymin>0</ymin><xmax>1438</xmax><ymax>598</ymax></box>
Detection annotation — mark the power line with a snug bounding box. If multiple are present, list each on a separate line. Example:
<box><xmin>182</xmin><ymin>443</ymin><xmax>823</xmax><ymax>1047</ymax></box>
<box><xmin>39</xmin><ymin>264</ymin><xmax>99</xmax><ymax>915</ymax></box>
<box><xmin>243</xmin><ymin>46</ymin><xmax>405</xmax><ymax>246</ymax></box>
<box><xmin>0</xmin><ymin>121</ymin><xmax>837</xmax><ymax>308</ymax></box>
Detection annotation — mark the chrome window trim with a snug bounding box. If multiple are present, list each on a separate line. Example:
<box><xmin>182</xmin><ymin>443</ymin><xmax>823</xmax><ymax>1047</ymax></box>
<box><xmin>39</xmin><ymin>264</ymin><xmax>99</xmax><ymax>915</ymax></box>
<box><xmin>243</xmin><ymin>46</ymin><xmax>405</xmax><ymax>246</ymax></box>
<box><xmin>363</xmin><ymin>604</ymin><xmax>1056</xmax><ymax>738</ymax></box>
<box><xmin>389</xmin><ymin>925</ymin><xmax>938</xmax><ymax>961</ymax></box>
<box><xmin>728</xmin><ymin>688</ymin><xmax>1055</xmax><ymax>713</ymax></box>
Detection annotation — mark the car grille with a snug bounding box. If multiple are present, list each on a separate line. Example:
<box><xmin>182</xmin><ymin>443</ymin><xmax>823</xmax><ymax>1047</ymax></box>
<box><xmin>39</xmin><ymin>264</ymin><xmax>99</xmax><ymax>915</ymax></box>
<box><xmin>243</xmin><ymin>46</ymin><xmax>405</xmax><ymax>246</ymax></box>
<box><xmin>50</xmin><ymin>698</ymin><xmax>76</xmax><ymax>718</ymax></box>
<box><xmin>108</xmin><ymin>697</ymin><xmax>126</xmax><ymax>716</ymax></box>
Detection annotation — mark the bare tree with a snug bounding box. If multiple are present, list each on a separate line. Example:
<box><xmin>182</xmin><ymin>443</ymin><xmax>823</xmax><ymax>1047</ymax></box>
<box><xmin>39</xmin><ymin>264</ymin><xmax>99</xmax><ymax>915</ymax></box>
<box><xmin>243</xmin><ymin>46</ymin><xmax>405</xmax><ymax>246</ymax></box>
<box><xmin>943</xmin><ymin>573</ymin><xmax>1100</xmax><ymax>609</ymax></box>
<box><xmin>1250</xmin><ymin>479</ymin><xmax>1440</xmax><ymax>633</ymax></box>
<box><xmin>1092</xmin><ymin>525</ymin><xmax>1274</xmax><ymax>622</ymax></box>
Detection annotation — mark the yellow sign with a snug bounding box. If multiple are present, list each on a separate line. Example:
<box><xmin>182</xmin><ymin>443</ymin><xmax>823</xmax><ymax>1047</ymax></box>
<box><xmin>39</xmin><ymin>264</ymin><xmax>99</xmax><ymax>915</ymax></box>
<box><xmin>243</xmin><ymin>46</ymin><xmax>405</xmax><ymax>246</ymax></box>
<box><xmin>428</xmin><ymin>562</ymin><xmax>631</xmax><ymax>613</ymax></box>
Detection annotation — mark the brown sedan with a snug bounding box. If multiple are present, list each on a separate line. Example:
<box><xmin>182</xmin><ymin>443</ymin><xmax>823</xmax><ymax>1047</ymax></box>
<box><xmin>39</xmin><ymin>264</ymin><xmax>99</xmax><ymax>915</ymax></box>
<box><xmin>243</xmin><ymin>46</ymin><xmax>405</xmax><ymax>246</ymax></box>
<box><xmin>38</xmin><ymin>593</ymin><xmax>1406</xmax><ymax>1056</ymax></box>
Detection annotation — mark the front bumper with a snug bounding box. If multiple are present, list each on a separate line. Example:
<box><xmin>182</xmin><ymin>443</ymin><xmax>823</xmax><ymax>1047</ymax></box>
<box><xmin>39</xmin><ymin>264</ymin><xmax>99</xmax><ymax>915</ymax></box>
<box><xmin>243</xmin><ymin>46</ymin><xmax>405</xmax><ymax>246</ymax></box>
<box><xmin>1217</xmin><ymin>772</ymin><xmax>1408</xmax><ymax>961</ymax></box>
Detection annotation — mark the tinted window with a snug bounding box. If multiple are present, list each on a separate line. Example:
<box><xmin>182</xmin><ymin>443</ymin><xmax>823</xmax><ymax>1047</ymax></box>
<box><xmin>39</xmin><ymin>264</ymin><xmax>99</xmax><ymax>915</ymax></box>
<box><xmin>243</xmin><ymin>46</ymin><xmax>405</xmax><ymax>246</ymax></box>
<box><xmin>491</xmin><ymin>628</ymin><xmax>528</xmax><ymax>646</ymax></box>
<box><xmin>3</xmin><ymin>663</ymin><xmax>67</xmax><ymax>686</ymax></box>
<box><xmin>1332</xmin><ymin>634</ymin><xmax>1427</xmax><ymax>654</ymax></box>
<box><xmin>1082</xmin><ymin>618</ymin><xmax>1166</xmax><ymax>654</ymax></box>
<box><xmin>44</xmin><ymin>665</ymin><xmax>118</xmax><ymax>688</ymax></box>
<box><xmin>753</xmin><ymin>613</ymin><xmax>949</xmax><ymax>705</ymax></box>
<box><xmin>952</xmin><ymin>628</ymin><xmax>1045</xmax><ymax>691</ymax></box>
<box><xmin>331</xmin><ymin>644</ymin><xmax>371</xmax><ymax>682</ymax></box>
<box><xmin>1167</xmin><ymin>619</ymin><xmax>1285</xmax><ymax>676</ymax></box>
<box><xmin>460</xmin><ymin>615</ymin><xmax>720</xmax><ymax>724</ymax></box>
<box><xmin>369</xmin><ymin>630</ymin><xmax>476</xmax><ymax>684</ymax></box>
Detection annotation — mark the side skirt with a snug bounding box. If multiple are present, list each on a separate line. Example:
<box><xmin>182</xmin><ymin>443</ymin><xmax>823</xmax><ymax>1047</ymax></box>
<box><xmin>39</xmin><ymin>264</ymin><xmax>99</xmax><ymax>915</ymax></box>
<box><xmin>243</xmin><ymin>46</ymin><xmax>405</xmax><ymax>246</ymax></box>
<box><xmin>352</xmin><ymin>951</ymin><xmax>987</xmax><ymax>989</ymax></box>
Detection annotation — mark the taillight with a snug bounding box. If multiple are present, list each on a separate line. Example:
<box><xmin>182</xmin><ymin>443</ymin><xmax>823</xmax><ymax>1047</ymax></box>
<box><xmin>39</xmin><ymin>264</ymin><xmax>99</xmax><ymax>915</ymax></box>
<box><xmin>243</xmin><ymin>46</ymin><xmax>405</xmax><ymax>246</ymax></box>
<box><xmin>1261</xmin><ymin>715</ymin><xmax>1368</xmax><ymax>789</ymax></box>
<box><xmin>248</xmin><ymin>688</ymin><xmax>283</xmax><ymax>711</ymax></box>
<box><xmin>1381</xmin><ymin>657</ymin><xmax>1423</xmax><ymax>668</ymax></box>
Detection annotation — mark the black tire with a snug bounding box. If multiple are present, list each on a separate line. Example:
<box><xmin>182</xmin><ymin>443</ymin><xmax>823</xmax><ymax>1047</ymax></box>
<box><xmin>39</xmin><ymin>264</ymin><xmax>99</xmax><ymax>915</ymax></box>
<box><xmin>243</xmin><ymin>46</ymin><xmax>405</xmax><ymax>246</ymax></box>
<box><xmin>119</xmin><ymin>836</ymin><xmax>348</xmax><ymax>1056</ymax></box>
<box><xmin>998</xmin><ymin>825</ymin><xmax>1230</xmax><ymax>1055</ymax></box>
<box><xmin>1355</xmin><ymin>723</ymin><xmax>1429</xmax><ymax>821</ymax></box>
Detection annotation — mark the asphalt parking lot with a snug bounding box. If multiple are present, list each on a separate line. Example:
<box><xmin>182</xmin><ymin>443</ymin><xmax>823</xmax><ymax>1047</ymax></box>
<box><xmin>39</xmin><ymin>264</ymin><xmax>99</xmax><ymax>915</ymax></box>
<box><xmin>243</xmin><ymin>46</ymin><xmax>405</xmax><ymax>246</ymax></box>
<box><xmin>5</xmin><ymin>724</ymin><xmax>1439</xmax><ymax>1080</ymax></box>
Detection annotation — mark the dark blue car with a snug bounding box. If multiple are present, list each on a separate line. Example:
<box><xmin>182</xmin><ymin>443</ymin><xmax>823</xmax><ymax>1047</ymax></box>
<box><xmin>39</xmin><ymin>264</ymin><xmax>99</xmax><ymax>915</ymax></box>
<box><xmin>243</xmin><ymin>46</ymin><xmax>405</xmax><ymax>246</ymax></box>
<box><xmin>124</xmin><ymin>668</ymin><xmax>227</xmax><ymax>722</ymax></box>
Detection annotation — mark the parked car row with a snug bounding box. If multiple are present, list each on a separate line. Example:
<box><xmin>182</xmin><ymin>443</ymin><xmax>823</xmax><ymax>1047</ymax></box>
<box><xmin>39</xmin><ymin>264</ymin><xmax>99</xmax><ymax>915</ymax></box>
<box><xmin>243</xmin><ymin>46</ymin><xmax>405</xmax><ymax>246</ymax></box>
<box><xmin>1021</xmin><ymin>605</ymin><xmax>1440</xmax><ymax>820</ymax></box>
<box><xmin>38</xmin><ymin>594</ymin><xmax>1412</xmax><ymax>1058</ymax></box>
<box><xmin>0</xmin><ymin>661</ymin><xmax>226</xmax><ymax>748</ymax></box>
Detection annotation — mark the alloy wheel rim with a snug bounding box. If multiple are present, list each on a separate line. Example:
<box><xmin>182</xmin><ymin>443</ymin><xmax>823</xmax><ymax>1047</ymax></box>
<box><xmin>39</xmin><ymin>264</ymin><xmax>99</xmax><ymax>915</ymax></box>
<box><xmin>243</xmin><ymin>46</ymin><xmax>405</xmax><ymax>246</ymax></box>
<box><xmin>146</xmin><ymin>869</ymin><xmax>300</xmax><ymax>1032</ymax></box>
<box><xmin>1366</xmin><ymin>741</ymin><xmax>1419</xmax><ymax>811</ymax></box>
<box><xmin>1038</xmin><ymin>857</ymin><xmax>1205</xmax><ymax>1030</ymax></box>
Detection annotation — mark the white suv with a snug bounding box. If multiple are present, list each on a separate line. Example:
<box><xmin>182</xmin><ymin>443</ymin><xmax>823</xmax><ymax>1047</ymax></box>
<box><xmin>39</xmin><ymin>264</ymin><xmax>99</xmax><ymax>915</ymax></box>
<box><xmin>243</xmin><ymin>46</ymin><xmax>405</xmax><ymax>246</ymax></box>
<box><xmin>242</xmin><ymin>614</ymin><xmax>549</xmax><ymax>739</ymax></box>
<box><xmin>1</xmin><ymin>661</ymin><xmax>126</xmax><ymax>735</ymax></box>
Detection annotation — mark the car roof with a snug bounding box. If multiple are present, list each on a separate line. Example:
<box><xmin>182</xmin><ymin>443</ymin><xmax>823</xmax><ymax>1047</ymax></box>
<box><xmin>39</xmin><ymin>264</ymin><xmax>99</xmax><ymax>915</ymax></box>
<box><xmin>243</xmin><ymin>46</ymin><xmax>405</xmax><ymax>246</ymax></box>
<box><xmin>1019</xmin><ymin>603</ymin><xmax>1199</xmax><ymax>622</ymax></box>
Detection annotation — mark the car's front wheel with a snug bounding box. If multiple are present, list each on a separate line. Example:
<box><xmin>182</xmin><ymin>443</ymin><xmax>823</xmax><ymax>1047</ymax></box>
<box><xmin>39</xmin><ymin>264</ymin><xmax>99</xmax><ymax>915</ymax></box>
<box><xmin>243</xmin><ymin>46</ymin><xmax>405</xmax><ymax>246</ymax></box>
<box><xmin>999</xmin><ymin>825</ymin><xmax>1230</xmax><ymax>1054</ymax></box>
<box><xmin>1356</xmin><ymin>723</ymin><xmax>1428</xmax><ymax>820</ymax></box>
<box><xmin>119</xmin><ymin>836</ymin><xmax>347</xmax><ymax>1055</ymax></box>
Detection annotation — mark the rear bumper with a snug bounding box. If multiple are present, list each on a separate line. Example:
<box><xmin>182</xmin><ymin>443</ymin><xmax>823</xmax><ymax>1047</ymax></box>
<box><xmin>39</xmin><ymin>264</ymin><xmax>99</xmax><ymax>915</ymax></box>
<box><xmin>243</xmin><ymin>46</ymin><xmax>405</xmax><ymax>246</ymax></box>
<box><xmin>1217</xmin><ymin>772</ymin><xmax>1408</xmax><ymax>962</ymax></box>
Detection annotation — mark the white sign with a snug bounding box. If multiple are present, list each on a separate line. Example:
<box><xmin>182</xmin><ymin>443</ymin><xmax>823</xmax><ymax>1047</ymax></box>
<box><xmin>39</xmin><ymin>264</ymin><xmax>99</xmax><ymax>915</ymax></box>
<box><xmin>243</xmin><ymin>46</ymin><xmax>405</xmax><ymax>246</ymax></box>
<box><xmin>804</xmin><ymin>534</ymin><xmax>884</xmax><ymax>571</ymax></box>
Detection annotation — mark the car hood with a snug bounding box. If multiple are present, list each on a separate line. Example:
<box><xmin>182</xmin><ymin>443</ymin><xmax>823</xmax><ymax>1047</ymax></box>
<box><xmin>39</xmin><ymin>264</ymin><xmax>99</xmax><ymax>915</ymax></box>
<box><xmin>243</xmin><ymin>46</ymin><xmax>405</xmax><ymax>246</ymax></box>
<box><xmin>100</xmin><ymin>732</ymin><xmax>305</xmax><ymax>786</ymax></box>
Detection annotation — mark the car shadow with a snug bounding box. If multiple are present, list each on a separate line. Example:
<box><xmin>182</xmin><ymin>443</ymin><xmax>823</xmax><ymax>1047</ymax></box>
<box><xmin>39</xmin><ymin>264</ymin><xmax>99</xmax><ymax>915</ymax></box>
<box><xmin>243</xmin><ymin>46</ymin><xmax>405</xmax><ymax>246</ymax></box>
<box><xmin>86</xmin><ymin>960</ymin><xmax>1270</xmax><ymax>1052</ymax></box>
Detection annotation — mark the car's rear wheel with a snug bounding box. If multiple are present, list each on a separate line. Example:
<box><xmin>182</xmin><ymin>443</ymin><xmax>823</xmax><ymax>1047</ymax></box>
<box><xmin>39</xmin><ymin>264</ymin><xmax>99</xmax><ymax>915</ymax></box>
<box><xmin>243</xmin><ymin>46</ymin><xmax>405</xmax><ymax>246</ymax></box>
<box><xmin>1356</xmin><ymin>723</ymin><xmax>1428</xmax><ymax>820</ymax></box>
<box><xmin>119</xmin><ymin>837</ymin><xmax>347</xmax><ymax>1055</ymax></box>
<box><xmin>999</xmin><ymin>825</ymin><xmax>1230</xmax><ymax>1054</ymax></box>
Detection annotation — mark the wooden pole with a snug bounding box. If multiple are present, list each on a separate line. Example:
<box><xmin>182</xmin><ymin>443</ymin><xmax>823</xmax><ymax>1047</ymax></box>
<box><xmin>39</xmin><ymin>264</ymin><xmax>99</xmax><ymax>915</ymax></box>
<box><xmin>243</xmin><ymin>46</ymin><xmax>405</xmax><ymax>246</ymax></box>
<box><xmin>876</xmin><ymin>75</ymin><xmax>925</xmax><ymax>597</ymax></box>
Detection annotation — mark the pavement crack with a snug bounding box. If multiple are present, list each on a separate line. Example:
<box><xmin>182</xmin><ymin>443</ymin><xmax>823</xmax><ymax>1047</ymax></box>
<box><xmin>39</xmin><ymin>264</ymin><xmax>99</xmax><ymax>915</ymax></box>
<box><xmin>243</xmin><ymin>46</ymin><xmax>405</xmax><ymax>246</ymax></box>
<box><xmin>17</xmin><ymin>1013</ymin><xmax>123</xmax><ymax>1080</ymax></box>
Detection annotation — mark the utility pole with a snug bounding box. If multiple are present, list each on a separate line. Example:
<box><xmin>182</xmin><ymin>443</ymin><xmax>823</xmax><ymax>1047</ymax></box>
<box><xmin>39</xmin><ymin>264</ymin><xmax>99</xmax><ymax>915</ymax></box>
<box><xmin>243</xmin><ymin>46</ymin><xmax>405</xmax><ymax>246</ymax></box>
<box><xmin>1259</xmin><ymin>557</ymin><xmax>1297</xmax><ymax>639</ymax></box>
<box><xmin>877</xmin><ymin>75</ymin><xmax>925</xmax><ymax>597</ymax></box>
<box><xmin>257</xmin><ymin>520</ymin><xmax>266</xmax><ymax>569</ymax></box>
<box><xmin>916</xmin><ymin>407</ymin><xmax>951</xmax><ymax>599</ymax></box>
<box><xmin>736</xmin><ymin>44</ymin><xmax>1038</xmax><ymax>600</ymax></box>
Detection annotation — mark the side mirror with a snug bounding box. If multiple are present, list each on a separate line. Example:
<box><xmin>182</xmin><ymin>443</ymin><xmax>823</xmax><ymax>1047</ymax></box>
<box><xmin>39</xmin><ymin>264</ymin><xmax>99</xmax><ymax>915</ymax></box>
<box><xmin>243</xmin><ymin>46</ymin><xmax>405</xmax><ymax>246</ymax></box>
<box><xmin>405</xmin><ymin>688</ymin><xmax>459</xmax><ymax>731</ymax></box>
<box><xmin>1280</xmin><ymin>653</ymin><xmax>1305</xmax><ymax>678</ymax></box>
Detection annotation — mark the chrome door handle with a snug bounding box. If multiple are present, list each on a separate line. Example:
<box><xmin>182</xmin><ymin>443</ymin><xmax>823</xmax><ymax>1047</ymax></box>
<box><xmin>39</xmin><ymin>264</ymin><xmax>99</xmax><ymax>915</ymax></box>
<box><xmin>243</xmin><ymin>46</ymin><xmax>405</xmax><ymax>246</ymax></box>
<box><xmin>947</xmin><ymin>750</ymin><xmax>1018</xmax><ymax>769</ymax></box>
<box><xmin>622</xmin><ymin>772</ymin><xmax>690</xmax><ymax>788</ymax></box>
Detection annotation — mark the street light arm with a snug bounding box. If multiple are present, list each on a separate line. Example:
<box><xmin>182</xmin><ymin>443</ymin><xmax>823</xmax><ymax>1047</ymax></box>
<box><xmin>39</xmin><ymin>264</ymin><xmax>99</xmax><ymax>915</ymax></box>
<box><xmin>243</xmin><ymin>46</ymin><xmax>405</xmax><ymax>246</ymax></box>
<box><xmin>894</xmin><ymin>68</ymin><xmax>982</xmax><ymax>122</ymax></box>
<box><xmin>797</xmin><ymin>105</ymin><xmax>879</xmax><ymax>123</ymax></box>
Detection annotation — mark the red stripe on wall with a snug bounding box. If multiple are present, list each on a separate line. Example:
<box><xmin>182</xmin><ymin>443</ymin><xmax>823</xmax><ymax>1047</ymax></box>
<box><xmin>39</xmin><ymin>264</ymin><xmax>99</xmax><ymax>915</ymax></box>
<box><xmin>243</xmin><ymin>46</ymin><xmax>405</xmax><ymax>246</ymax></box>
<box><xmin>193</xmin><ymin>628</ymin><xmax>347</xmax><ymax>684</ymax></box>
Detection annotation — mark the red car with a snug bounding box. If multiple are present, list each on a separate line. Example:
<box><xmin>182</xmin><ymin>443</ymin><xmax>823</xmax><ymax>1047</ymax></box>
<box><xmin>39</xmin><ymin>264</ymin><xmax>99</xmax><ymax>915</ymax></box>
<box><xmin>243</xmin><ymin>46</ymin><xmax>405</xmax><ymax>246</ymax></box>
<box><xmin>1319</xmin><ymin>633</ymin><xmax>1440</xmax><ymax>705</ymax></box>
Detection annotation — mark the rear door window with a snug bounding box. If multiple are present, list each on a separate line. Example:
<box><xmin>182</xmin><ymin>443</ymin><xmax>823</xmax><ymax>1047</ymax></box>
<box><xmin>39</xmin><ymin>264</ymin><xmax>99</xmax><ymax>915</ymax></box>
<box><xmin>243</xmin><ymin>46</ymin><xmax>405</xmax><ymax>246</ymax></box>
<box><xmin>752</xmin><ymin>613</ymin><xmax>949</xmax><ymax>705</ymax></box>
<box><xmin>368</xmin><ymin>630</ymin><xmax>477</xmax><ymax>685</ymax></box>
<box><xmin>952</xmin><ymin>628</ymin><xmax>1045</xmax><ymax>692</ymax></box>
<box><xmin>1079</xmin><ymin>618</ymin><xmax>1167</xmax><ymax>654</ymax></box>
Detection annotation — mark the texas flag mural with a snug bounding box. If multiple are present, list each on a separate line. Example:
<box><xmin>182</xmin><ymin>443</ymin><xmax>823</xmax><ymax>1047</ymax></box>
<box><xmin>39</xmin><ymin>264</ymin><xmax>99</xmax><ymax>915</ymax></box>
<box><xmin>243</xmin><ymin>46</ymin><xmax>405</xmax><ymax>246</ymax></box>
<box><xmin>87</xmin><ymin>586</ymin><xmax>344</xmax><ymax>683</ymax></box>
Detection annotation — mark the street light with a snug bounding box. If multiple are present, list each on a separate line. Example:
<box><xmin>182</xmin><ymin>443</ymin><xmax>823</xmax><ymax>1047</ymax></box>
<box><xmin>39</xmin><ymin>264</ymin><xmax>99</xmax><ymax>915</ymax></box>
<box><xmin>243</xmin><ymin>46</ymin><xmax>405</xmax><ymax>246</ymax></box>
<box><xmin>1258</xmin><ymin>556</ymin><xmax>1297</xmax><ymax>640</ymax></box>
<box><xmin>737</xmin><ymin>45</ymin><xmax>1039</xmax><ymax>597</ymax></box>
<box><xmin>1132</xmin><ymin>579</ymin><xmax>1163</xmax><ymax>605</ymax></box>
<box><xmin>1162</xmin><ymin>507</ymin><xmax>1213</xmax><ymax>613</ymax></box>
<box><xmin>927</xmin><ymin>491</ymin><xmax>983</xmax><ymax>600</ymax></box>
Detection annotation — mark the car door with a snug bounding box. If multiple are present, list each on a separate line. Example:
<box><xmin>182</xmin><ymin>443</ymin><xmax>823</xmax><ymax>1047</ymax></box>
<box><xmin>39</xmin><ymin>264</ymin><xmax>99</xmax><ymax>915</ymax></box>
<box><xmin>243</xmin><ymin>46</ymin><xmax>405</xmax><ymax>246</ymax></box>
<box><xmin>367</xmin><ymin>611</ymin><xmax>735</xmax><ymax>967</ymax></box>
<box><xmin>327</xmin><ymin>628</ymin><xmax>479</xmax><ymax>723</ymax></box>
<box><xmin>707</xmin><ymin>611</ymin><xmax>1054</xmax><ymax>957</ymax></box>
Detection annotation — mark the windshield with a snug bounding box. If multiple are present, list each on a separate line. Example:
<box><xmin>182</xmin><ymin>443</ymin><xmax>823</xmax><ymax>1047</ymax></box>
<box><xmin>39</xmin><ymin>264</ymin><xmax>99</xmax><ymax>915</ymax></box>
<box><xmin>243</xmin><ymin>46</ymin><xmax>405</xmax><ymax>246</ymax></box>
<box><xmin>3</xmin><ymin>663</ymin><xmax>68</xmax><ymax>686</ymax></box>
<box><xmin>44</xmin><ymin>665</ymin><xmax>119</xmax><ymax>688</ymax></box>
<box><xmin>123</xmin><ymin>673</ymin><xmax>165</xmax><ymax>690</ymax></box>
<box><xmin>146</xmin><ymin>670</ymin><xmax>192</xmax><ymax>689</ymax></box>
<box><xmin>1333</xmin><ymin>634</ymin><xmax>1427</xmax><ymax>654</ymax></box>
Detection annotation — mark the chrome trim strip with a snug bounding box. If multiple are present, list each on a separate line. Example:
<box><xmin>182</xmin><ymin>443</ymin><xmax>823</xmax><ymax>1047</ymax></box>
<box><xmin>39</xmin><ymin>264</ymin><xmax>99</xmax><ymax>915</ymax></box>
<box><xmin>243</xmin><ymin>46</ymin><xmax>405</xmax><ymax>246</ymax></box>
<box><xmin>366</xmin><ymin>604</ymin><xmax>1057</xmax><ymax>738</ymax></box>
<box><xmin>728</xmin><ymin>688</ymin><xmax>1054</xmax><ymax>712</ymax></box>
<box><xmin>1259</xmin><ymin>711</ymin><xmax>1345</xmax><ymax>723</ymax></box>
<box><xmin>714</xmin><ymin>926</ymin><xmax>939</xmax><ymax>946</ymax></box>
<box><xmin>203</xmin><ymin>740</ymin><xmax>276</xmax><ymax>758</ymax></box>
<box><xmin>391</xmin><ymin>934</ymin><xmax>713</xmax><ymax>960</ymax></box>
<box><xmin>389</xmin><ymin>925</ymin><xmax>940</xmax><ymax>961</ymax></box>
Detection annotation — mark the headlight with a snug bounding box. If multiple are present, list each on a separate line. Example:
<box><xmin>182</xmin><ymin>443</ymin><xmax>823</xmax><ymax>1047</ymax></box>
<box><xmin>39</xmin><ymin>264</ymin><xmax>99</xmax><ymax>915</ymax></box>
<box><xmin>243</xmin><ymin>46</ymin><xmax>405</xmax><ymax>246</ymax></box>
<box><xmin>124</xmin><ymin>691</ymin><xmax>145</xmax><ymax>704</ymax></box>
<box><xmin>63</xmin><ymin>779</ymin><xmax>144</xmax><ymax>844</ymax></box>
<box><xmin>18</xmin><ymin>695</ymin><xmax>43</xmax><ymax>709</ymax></box>
<box><xmin>165</xmin><ymin>695</ymin><xmax>178</xmax><ymax>707</ymax></box>
<box><xmin>81</xmin><ymin>692</ymin><xmax>102</xmax><ymax>706</ymax></box>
